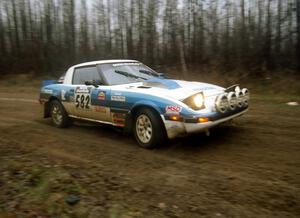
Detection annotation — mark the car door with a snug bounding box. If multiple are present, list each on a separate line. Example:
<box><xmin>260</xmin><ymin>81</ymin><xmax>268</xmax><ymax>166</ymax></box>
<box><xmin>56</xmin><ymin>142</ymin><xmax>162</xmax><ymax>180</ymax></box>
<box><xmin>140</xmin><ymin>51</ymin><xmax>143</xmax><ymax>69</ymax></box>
<box><xmin>71</xmin><ymin>65</ymin><xmax>109</xmax><ymax>121</ymax></box>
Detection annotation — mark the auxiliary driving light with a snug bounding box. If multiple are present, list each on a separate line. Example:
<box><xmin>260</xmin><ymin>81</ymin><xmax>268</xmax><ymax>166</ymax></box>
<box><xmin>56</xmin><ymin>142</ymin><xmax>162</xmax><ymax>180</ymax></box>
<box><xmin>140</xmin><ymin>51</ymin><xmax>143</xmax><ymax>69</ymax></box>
<box><xmin>227</xmin><ymin>91</ymin><xmax>237</xmax><ymax>110</ymax></box>
<box><xmin>236</xmin><ymin>91</ymin><xmax>244</xmax><ymax>107</ymax></box>
<box><xmin>215</xmin><ymin>93</ymin><xmax>229</xmax><ymax>113</ymax></box>
<box><xmin>235</xmin><ymin>86</ymin><xmax>241</xmax><ymax>93</ymax></box>
<box><xmin>242</xmin><ymin>88</ymin><xmax>250</xmax><ymax>106</ymax></box>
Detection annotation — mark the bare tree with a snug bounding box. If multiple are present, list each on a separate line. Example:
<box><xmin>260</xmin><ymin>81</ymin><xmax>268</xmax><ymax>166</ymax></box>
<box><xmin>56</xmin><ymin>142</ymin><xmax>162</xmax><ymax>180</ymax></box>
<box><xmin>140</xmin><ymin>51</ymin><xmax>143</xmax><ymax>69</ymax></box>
<box><xmin>296</xmin><ymin>0</ymin><xmax>300</xmax><ymax>70</ymax></box>
<box><xmin>0</xmin><ymin>3</ymin><xmax>6</xmax><ymax>56</ymax></box>
<box><xmin>79</xmin><ymin>0</ymin><xmax>89</xmax><ymax>60</ymax></box>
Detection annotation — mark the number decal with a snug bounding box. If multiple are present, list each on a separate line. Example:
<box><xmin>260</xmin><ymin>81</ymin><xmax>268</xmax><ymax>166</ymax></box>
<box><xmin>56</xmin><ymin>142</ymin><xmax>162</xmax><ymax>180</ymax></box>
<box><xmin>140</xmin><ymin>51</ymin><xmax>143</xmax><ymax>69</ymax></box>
<box><xmin>74</xmin><ymin>87</ymin><xmax>91</xmax><ymax>109</ymax></box>
<box><xmin>85</xmin><ymin>95</ymin><xmax>90</xmax><ymax>109</ymax></box>
<box><xmin>75</xmin><ymin>94</ymin><xmax>90</xmax><ymax>109</ymax></box>
<box><xmin>75</xmin><ymin>95</ymin><xmax>80</xmax><ymax>108</ymax></box>
<box><xmin>80</xmin><ymin>95</ymin><xmax>85</xmax><ymax>108</ymax></box>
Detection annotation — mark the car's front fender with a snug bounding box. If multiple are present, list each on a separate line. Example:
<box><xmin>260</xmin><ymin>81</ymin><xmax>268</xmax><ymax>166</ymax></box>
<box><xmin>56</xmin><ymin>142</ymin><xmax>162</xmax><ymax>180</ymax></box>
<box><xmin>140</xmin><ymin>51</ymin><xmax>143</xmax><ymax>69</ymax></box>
<box><xmin>123</xmin><ymin>100</ymin><xmax>164</xmax><ymax>135</ymax></box>
<box><xmin>131</xmin><ymin>100</ymin><xmax>163</xmax><ymax>115</ymax></box>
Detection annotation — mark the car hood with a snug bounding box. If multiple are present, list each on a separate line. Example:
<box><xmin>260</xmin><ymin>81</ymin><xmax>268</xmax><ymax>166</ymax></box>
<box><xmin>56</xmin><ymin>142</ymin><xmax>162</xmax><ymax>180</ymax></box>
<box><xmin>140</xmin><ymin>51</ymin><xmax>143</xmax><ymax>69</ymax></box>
<box><xmin>120</xmin><ymin>78</ymin><xmax>225</xmax><ymax>101</ymax></box>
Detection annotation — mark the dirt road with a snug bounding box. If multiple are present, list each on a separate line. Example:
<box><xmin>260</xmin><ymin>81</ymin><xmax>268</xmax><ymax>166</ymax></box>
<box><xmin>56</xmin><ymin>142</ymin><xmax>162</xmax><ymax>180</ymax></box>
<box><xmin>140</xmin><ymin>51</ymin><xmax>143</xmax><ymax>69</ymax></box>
<box><xmin>0</xmin><ymin>90</ymin><xmax>299</xmax><ymax>218</ymax></box>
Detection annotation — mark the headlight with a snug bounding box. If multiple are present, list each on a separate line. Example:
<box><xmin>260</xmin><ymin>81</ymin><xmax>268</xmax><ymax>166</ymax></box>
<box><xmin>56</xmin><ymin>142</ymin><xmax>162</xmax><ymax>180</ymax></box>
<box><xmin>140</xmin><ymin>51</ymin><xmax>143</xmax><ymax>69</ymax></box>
<box><xmin>194</xmin><ymin>94</ymin><xmax>204</xmax><ymax>108</ymax></box>
<box><xmin>182</xmin><ymin>92</ymin><xmax>205</xmax><ymax>110</ymax></box>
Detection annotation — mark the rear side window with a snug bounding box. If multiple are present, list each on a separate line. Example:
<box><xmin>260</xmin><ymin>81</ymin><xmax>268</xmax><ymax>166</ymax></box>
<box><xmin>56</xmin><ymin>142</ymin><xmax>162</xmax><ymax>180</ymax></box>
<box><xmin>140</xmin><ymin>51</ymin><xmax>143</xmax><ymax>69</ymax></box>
<box><xmin>73</xmin><ymin>66</ymin><xmax>100</xmax><ymax>85</ymax></box>
<box><xmin>57</xmin><ymin>73</ymin><xmax>66</xmax><ymax>83</ymax></box>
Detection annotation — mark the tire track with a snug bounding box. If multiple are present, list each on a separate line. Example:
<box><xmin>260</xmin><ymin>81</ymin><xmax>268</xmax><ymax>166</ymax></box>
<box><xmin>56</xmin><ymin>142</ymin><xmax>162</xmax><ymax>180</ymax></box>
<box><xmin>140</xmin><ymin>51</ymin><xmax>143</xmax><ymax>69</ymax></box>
<box><xmin>0</xmin><ymin>97</ymin><xmax>38</xmax><ymax>103</ymax></box>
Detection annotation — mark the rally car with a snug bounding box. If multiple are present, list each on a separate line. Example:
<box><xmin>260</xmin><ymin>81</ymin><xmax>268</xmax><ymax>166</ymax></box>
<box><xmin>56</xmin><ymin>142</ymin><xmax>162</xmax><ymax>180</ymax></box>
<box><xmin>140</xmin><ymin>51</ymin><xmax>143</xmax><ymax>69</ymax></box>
<box><xmin>39</xmin><ymin>60</ymin><xmax>249</xmax><ymax>148</ymax></box>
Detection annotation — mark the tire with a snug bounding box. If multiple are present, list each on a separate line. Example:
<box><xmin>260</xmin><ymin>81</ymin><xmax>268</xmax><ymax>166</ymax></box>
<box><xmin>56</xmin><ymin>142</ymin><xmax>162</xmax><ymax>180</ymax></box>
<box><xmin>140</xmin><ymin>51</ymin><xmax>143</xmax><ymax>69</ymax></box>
<box><xmin>133</xmin><ymin>108</ymin><xmax>166</xmax><ymax>149</ymax></box>
<box><xmin>50</xmin><ymin>100</ymin><xmax>71</xmax><ymax>128</ymax></box>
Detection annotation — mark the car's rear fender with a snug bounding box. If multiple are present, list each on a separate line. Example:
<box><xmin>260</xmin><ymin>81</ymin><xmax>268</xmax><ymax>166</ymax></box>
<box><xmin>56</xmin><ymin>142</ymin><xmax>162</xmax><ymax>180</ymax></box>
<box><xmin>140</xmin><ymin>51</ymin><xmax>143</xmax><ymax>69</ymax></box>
<box><xmin>40</xmin><ymin>85</ymin><xmax>64</xmax><ymax>118</ymax></box>
<box><xmin>44</xmin><ymin>96</ymin><xmax>62</xmax><ymax>118</ymax></box>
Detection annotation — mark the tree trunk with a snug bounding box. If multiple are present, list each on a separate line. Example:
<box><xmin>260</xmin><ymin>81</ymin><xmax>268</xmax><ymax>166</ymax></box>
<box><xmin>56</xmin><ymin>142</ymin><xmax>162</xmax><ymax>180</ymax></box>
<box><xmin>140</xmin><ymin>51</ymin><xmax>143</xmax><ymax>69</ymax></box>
<box><xmin>296</xmin><ymin>0</ymin><xmax>300</xmax><ymax>71</ymax></box>
<box><xmin>11</xmin><ymin>0</ymin><xmax>20</xmax><ymax>53</ymax></box>
<box><xmin>275</xmin><ymin>0</ymin><xmax>282</xmax><ymax>63</ymax></box>
<box><xmin>175</xmin><ymin>9</ymin><xmax>188</xmax><ymax>79</ymax></box>
<box><xmin>0</xmin><ymin>5</ymin><xmax>6</xmax><ymax>55</ymax></box>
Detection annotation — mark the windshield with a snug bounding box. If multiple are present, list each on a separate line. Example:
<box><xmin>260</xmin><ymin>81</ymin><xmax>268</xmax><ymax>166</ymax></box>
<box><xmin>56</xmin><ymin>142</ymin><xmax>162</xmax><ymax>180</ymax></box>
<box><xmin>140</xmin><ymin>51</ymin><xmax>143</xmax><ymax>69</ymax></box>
<box><xmin>99</xmin><ymin>62</ymin><xmax>159</xmax><ymax>85</ymax></box>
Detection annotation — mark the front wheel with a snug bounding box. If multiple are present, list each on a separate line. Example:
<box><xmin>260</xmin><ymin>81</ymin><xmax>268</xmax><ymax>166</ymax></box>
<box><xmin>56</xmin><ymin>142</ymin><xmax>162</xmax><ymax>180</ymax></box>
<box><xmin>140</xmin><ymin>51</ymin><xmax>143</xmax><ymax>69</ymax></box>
<box><xmin>133</xmin><ymin>108</ymin><xmax>166</xmax><ymax>149</ymax></box>
<box><xmin>50</xmin><ymin>100</ymin><xmax>71</xmax><ymax>128</ymax></box>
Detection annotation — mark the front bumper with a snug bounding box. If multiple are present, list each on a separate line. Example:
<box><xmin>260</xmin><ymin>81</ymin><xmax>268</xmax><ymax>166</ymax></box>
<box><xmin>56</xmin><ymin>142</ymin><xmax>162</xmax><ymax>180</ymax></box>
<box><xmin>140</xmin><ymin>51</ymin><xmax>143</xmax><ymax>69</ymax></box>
<box><xmin>163</xmin><ymin>108</ymin><xmax>248</xmax><ymax>139</ymax></box>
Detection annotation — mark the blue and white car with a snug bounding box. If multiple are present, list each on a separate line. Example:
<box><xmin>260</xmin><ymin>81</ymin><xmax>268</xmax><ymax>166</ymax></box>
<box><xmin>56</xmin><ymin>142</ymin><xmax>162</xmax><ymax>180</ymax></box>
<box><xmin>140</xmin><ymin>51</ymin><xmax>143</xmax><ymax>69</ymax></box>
<box><xmin>39</xmin><ymin>60</ymin><xmax>249</xmax><ymax>148</ymax></box>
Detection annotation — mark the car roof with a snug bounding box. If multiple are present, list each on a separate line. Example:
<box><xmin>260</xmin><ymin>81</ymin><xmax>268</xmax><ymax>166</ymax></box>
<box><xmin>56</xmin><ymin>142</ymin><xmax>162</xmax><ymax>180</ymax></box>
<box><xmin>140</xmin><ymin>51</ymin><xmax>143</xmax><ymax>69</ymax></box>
<box><xmin>72</xmin><ymin>59</ymin><xmax>139</xmax><ymax>68</ymax></box>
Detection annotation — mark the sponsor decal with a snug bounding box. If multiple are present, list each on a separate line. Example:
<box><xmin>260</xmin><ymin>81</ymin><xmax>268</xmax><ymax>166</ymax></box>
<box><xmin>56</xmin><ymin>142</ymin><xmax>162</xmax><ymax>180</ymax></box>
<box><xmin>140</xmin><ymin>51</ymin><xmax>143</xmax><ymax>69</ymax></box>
<box><xmin>165</xmin><ymin>106</ymin><xmax>182</xmax><ymax>114</ymax></box>
<box><xmin>111</xmin><ymin>95</ymin><xmax>126</xmax><ymax>102</ymax></box>
<box><xmin>113</xmin><ymin>113</ymin><xmax>126</xmax><ymax>119</ymax></box>
<box><xmin>97</xmin><ymin>91</ymin><xmax>106</xmax><ymax>100</ymax></box>
<box><xmin>75</xmin><ymin>86</ymin><xmax>90</xmax><ymax>94</ymax></box>
<box><xmin>95</xmin><ymin>106</ymin><xmax>106</xmax><ymax>113</ymax></box>
<box><xmin>112</xmin><ymin>113</ymin><xmax>126</xmax><ymax>127</ymax></box>
<box><xmin>42</xmin><ymin>89</ymin><xmax>53</xmax><ymax>94</ymax></box>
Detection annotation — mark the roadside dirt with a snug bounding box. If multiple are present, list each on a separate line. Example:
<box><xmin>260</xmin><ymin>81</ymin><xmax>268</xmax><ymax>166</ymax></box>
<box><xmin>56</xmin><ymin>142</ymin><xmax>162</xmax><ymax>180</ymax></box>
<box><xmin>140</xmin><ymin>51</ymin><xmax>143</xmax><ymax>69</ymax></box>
<box><xmin>0</xmin><ymin>89</ymin><xmax>299</xmax><ymax>218</ymax></box>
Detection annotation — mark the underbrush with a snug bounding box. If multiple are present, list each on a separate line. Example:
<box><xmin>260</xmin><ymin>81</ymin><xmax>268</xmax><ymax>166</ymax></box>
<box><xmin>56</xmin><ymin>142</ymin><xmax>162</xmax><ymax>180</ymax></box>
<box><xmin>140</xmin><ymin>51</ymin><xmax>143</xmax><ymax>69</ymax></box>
<box><xmin>0</xmin><ymin>73</ymin><xmax>55</xmax><ymax>93</ymax></box>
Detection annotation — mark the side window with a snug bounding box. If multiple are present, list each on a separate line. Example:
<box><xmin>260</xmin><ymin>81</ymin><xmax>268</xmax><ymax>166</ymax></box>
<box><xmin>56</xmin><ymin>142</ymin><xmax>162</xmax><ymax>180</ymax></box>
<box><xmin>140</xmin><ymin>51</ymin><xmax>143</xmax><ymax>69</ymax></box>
<box><xmin>73</xmin><ymin>66</ymin><xmax>101</xmax><ymax>85</ymax></box>
<box><xmin>57</xmin><ymin>72</ymin><xmax>66</xmax><ymax>84</ymax></box>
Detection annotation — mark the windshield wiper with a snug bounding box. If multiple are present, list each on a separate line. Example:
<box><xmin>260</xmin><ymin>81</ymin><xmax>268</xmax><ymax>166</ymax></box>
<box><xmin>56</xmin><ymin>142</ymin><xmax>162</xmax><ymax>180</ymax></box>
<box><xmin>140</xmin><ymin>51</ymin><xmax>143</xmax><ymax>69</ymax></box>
<box><xmin>115</xmin><ymin>70</ymin><xmax>147</xmax><ymax>80</ymax></box>
<box><xmin>139</xmin><ymin>70</ymin><xmax>159</xmax><ymax>77</ymax></box>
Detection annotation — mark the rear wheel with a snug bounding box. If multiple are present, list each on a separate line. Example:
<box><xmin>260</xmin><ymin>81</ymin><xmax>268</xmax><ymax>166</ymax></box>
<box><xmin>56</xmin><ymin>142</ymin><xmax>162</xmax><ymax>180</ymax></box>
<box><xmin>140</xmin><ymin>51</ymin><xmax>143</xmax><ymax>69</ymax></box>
<box><xmin>50</xmin><ymin>100</ymin><xmax>71</xmax><ymax>128</ymax></box>
<box><xmin>133</xmin><ymin>108</ymin><xmax>166</xmax><ymax>149</ymax></box>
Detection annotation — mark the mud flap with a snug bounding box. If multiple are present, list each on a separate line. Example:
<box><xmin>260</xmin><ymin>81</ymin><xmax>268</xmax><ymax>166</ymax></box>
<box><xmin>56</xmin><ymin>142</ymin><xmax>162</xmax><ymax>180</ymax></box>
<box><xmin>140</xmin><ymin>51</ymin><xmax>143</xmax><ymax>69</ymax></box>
<box><xmin>123</xmin><ymin>113</ymin><xmax>133</xmax><ymax>135</ymax></box>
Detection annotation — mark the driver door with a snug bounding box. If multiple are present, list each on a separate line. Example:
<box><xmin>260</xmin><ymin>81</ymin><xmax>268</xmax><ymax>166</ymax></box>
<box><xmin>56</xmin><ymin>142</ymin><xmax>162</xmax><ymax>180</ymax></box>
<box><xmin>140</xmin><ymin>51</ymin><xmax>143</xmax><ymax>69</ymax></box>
<box><xmin>71</xmin><ymin>65</ymin><xmax>103</xmax><ymax>119</ymax></box>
